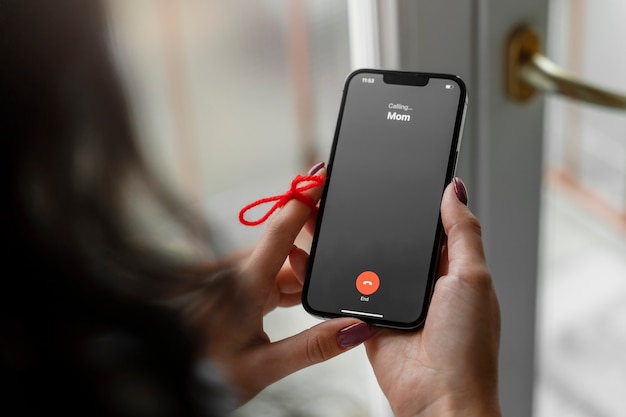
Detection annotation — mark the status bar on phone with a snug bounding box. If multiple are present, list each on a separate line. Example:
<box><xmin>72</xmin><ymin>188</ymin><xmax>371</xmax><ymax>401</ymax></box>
<box><xmin>341</xmin><ymin>309</ymin><xmax>383</xmax><ymax>318</ymax></box>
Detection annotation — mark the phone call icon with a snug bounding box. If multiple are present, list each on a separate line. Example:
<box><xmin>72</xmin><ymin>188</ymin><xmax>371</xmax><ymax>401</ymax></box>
<box><xmin>356</xmin><ymin>271</ymin><xmax>380</xmax><ymax>295</ymax></box>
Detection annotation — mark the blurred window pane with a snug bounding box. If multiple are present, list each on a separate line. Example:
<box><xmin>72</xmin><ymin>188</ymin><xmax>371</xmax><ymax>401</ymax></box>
<box><xmin>106</xmin><ymin>0</ymin><xmax>350</xmax><ymax>248</ymax></box>
<box><xmin>537</xmin><ymin>1</ymin><xmax>626</xmax><ymax>416</ymax></box>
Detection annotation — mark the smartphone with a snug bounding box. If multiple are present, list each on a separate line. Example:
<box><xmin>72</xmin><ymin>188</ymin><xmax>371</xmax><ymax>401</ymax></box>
<box><xmin>302</xmin><ymin>69</ymin><xmax>468</xmax><ymax>330</ymax></box>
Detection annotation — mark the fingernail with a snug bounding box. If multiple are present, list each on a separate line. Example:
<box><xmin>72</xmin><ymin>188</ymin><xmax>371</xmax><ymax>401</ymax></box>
<box><xmin>307</xmin><ymin>161</ymin><xmax>325</xmax><ymax>176</ymax></box>
<box><xmin>337</xmin><ymin>322</ymin><xmax>371</xmax><ymax>348</ymax></box>
<box><xmin>452</xmin><ymin>177</ymin><xmax>468</xmax><ymax>205</ymax></box>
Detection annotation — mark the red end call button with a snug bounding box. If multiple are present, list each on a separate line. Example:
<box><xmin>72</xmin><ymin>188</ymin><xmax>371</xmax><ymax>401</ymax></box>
<box><xmin>356</xmin><ymin>271</ymin><xmax>380</xmax><ymax>295</ymax></box>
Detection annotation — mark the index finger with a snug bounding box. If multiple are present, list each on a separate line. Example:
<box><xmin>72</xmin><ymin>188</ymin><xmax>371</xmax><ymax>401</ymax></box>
<box><xmin>242</xmin><ymin>167</ymin><xmax>326</xmax><ymax>291</ymax></box>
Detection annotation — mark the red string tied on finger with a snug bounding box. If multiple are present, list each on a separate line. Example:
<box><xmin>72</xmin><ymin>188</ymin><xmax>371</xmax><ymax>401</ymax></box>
<box><xmin>239</xmin><ymin>174</ymin><xmax>325</xmax><ymax>226</ymax></box>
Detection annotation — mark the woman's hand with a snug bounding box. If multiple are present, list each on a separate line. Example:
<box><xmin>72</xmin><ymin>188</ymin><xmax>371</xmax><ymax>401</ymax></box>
<box><xmin>365</xmin><ymin>178</ymin><xmax>502</xmax><ymax>417</ymax></box>
<box><xmin>185</xmin><ymin>163</ymin><xmax>371</xmax><ymax>403</ymax></box>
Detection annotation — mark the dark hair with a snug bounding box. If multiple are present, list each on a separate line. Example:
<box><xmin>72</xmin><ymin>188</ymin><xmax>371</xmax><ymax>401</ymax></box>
<box><xmin>1</xmin><ymin>1</ymin><xmax>226</xmax><ymax>415</ymax></box>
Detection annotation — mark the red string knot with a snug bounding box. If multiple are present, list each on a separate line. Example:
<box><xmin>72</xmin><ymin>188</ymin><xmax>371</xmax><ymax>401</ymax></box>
<box><xmin>238</xmin><ymin>174</ymin><xmax>325</xmax><ymax>226</ymax></box>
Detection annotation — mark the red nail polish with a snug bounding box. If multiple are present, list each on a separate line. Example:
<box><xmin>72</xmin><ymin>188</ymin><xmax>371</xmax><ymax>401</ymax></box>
<box><xmin>452</xmin><ymin>177</ymin><xmax>468</xmax><ymax>205</ymax></box>
<box><xmin>337</xmin><ymin>322</ymin><xmax>371</xmax><ymax>348</ymax></box>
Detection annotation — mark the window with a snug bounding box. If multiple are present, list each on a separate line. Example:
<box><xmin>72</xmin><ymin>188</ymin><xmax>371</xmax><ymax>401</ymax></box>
<box><xmin>107</xmin><ymin>0</ymin><xmax>351</xmax><ymax>249</ymax></box>
<box><xmin>536</xmin><ymin>1</ymin><xmax>626</xmax><ymax>416</ymax></box>
<box><xmin>106</xmin><ymin>2</ymin><xmax>379</xmax><ymax>416</ymax></box>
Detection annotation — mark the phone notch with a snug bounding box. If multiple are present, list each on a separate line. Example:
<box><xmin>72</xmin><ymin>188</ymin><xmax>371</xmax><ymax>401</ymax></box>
<box><xmin>383</xmin><ymin>72</ymin><xmax>429</xmax><ymax>86</ymax></box>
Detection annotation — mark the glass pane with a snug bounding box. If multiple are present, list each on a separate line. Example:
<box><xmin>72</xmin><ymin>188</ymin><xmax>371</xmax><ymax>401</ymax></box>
<box><xmin>105</xmin><ymin>1</ymin><xmax>378</xmax><ymax>416</ymax></box>
<box><xmin>106</xmin><ymin>0</ymin><xmax>350</xmax><ymax>249</ymax></box>
<box><xmin>537</xmin><ymin>1</ymin><xmax>626</xmax><ymax>416</ymax></box>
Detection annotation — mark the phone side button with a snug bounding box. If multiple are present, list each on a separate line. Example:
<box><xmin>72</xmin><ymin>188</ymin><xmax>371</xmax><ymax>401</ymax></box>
<box><xmin>451</xmin><ymin>151</ymin><xmax>459</xmax><ymax>174</ymax></box>
<box><xmin>456</xmin><ymin>103</ymin><xmax>467</xmax><ymax>152</ymax></box>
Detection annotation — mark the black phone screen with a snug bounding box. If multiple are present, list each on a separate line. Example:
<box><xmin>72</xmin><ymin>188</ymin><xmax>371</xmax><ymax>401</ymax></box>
<box><xmin>303</xmin><ymin>70</ymin><xmax>467</xmax><ymax>329</ymax></box>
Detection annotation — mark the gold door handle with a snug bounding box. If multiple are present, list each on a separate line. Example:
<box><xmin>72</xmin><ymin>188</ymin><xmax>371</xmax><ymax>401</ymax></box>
<box><xmin>506</xmin><ymin>26</ymin><xmax>626</xmax><ymax>109</ymax></box>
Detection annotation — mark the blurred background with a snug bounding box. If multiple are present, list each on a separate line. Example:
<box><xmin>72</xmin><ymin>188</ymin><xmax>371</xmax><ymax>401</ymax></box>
<box><xmin>104</xmin><ymin>0</ymin><xmax>625</xmax><ymax>416</ymax></box>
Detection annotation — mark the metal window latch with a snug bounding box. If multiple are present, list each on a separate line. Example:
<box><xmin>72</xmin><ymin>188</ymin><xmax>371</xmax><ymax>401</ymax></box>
<box><xmin>506</xmin><ymin>26</ymin><xmax>626</xmax><ymax>110</ymax></box>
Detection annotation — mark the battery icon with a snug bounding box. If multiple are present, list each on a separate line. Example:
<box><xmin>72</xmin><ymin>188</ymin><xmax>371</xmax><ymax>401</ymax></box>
<box><xmin>445</xmin><ymin>84</ymin><xmax>454</xmax><ymax>90</ymax></box>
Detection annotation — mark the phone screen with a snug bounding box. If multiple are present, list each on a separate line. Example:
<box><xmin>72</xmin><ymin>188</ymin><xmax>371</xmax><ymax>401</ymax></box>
<box><xmin>303</xmin><ymin>70</ymin><xmax>467</xmax><ymax>329</ymax></box>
